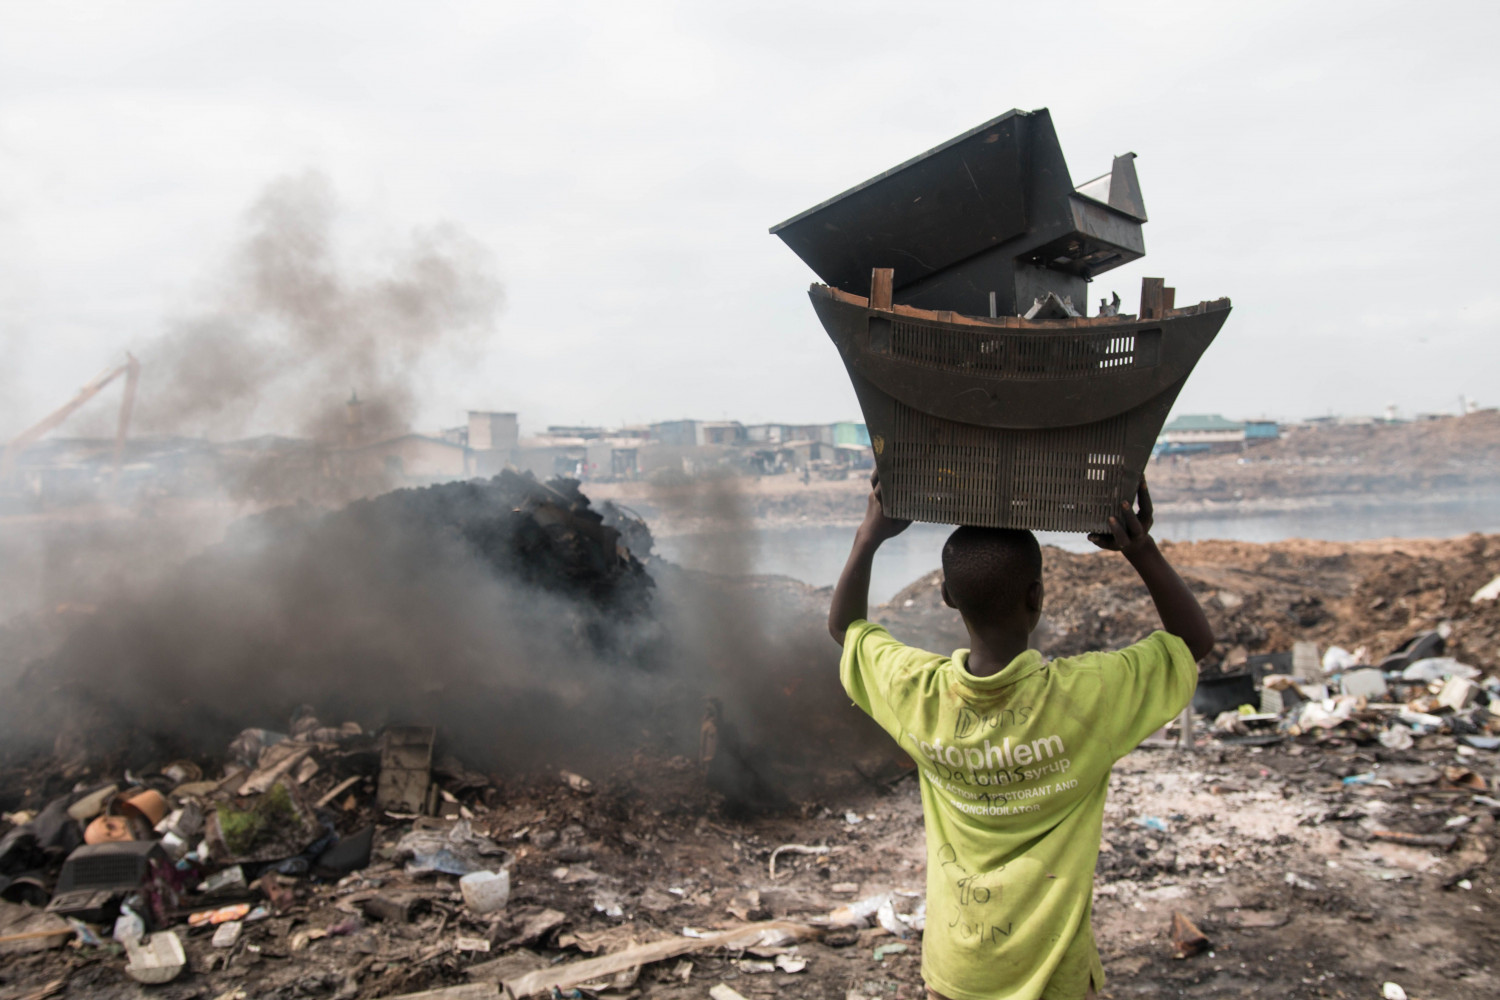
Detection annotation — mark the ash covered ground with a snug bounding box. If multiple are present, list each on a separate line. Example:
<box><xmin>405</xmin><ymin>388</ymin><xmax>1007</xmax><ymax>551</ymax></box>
<box><xmin>0</xmin><ymin>473</ymin><xmax>1498</xmax><ymax>1000</ymax></box>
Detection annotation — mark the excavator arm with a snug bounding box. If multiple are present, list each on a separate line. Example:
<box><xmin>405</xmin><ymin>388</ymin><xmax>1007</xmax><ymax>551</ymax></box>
<box><xmin>0</xmin><ymin>353</ymin><xmax>140</xmax><ymax>480</ymax></box>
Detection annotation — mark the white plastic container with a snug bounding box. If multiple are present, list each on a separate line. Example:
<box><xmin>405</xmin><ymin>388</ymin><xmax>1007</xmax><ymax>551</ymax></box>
<box><xmin>459</xmin><ymin>869</ymin><xmax>511</xmax><ymax>914</ymax></box>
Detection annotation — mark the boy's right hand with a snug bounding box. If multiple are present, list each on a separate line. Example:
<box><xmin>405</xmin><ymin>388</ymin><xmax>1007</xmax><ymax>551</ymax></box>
<box><xmin>860</xmin><ymin>471</ymin><xmax>911</xmax><ymax>543</ymax></box>
<box><xmin>1088</xmin><ymin>479</ymin><xmax>1155</xmax><ymax>557</ymax></box>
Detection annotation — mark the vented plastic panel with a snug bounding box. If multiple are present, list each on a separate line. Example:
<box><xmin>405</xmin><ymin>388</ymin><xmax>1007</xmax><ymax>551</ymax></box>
<box><xmin>56</xmin><ymin>849</ymin><xmax>153</xmax><ymax>893</ymax></box>
<box><xmin>886</xmin><ymin>319</ymin><xmax>1161</xmax><ymax>378</ymax></box>
<box><xmin>883</xmin><ymin>402</ymin><xmax>1133</xmax><ymax>530</ymax></box>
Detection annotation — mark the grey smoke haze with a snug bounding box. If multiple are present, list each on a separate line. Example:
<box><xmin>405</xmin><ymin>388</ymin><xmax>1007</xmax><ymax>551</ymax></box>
<box><xmin>128</xmin><ymin>172</ymin><xmax>501</xmax><ymax>442</ymax></box>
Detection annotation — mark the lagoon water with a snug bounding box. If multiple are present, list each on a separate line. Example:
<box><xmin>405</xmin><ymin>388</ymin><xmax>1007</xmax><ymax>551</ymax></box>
<box><xmin>654</xmin><ymin>491</ymin><xmax>1500</xmax><ymax>605</ymax></box>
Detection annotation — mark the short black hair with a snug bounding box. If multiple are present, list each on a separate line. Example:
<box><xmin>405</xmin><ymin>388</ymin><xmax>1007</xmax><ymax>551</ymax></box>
<box><xmin>941</xmin><ymin>526</ymin><xmax>1042</xmax><ymax>619</ymax></box>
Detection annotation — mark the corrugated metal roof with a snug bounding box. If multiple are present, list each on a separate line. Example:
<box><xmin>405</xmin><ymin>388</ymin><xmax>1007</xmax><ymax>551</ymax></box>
<box><xmin>1163</xmin><ymin>414</ymin><xmax>1243</xmax><ymax>432</ymax></box>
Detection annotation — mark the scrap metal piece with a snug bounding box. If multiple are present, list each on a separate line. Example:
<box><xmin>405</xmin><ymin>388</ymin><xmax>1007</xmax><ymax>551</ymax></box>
<box><xmin>378</xmin><ymin>725</ymin><xmax>436</xmax><ymax>814</ymax></box>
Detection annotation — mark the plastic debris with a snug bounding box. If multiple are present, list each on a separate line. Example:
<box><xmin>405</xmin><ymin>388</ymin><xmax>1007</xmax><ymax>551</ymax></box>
<box><xmin>211</xmin><ymin>920</ymin><xmax>243</xmax><ymax>948</ymax></box>
<box><xmin>1470</xmin><ymin>574</ymin><xmax>1500</xmax><ymax>603</ymax></box>
<box><xmin>828</xmin><ymin>892</ymin><xmax>893</xmax><ymax>928</ymax></box>
<box><xmin>1402</xmin><ymin>657</ymin><xmax>1480</xmax><ymax>682</ymax></box>
<box><xmin>459</xmin><ymin>869</ymin><xmax>511</xmax><ymax>914</ymax></box>
<box><xmin>395</xmin><ymin>819</ymin><xmax>511</xmax><ymax>877</ymax></box>
<box><xmin>873</xmin><ymin>942</ymin><xmax>908</xmax><ymax>961</ymax></box>
<box><xmin>1382</xmin><ymin>983</ymin><xmax>1407</xmax><ymax>1000</ymax></box>
<box><xmin>1136</xmin><ymin>815</ymin><xmax>1169</xmax><ymax>833</ymax></box>
<box><xmin>1378</xmin><ymin>727</ymin><xmax>1415</xmax><ymax>750</ymax></box>
<box><xmin>123</xmin><ymin>930</ymin><xmax>187</xmax><ymax>984</ymax></box>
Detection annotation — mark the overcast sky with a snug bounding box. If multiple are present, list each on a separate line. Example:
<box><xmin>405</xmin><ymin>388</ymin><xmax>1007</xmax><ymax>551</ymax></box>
<box><xmin>2</xmin><ymin>0</ymin><xmax>1497</xmax><ymax>440</ymax></box>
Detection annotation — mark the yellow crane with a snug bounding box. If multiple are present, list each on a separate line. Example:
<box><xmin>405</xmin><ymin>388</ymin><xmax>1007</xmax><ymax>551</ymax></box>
<box><xmin>0</xmin><ymin>354</ymin><xmax>141</xmax><ymax>485</ymax></box>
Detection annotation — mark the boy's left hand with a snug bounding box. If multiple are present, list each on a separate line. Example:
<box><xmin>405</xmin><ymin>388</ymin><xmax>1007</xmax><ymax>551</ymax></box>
<box><xmin>860</xmin><ymin>471</ymin><xmax>911</xmax><ymax>543</ymax></box>
<box><xmin>1088</xmin><ymin>479</ymin><xmax>1154</xmax><ymax>556</ymax></box>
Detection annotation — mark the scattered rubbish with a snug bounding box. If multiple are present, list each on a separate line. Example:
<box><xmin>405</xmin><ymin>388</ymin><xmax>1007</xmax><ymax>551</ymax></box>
<box><xmin>1471</xmin><ymin>574</ymin><xmax>1500</xmax><ymax>603</ymax></box>
<box><xmin>1339</xmin><ymin>668</ymin><xmax>1388</xmax><ymax>699</ymax></box>
<box><xmin>1321</xmin><ymin>646</ymin><xmax>1360</xmax><ymax>673</ymax></box>
<box><xmin>1283</xmin><ymin>872</ymin><xmax>1319</xmax><ymax>891</ymax></box>
<box><xmin>1291</xmin><ymin>642</ymin><xmax>1321</xmax><ymax>681</ymax></box>
<box><xmin>1136</xmin><ymin>815</ymin><xmax>1169</xmax><ymax>833</ymax></box>
<box><xmin>65</xmin><ymin>784</ymin><xmax>118</xmax><ymax>823</ymax></box>
<box><xmin>1371</xmin><ymin>830</ymin><xmax>1458</xmax><ymax>850</ymax></box>
<box><xmin>198</xmin><ymin>865</ymin><xmax>247</xmax><ymax>895</ymax></box>
<box><xmin>775</xmin><ymin>953</ymin><xmax>808</xmax><ymax>973</ymax></box>
<box><xmin>768</xmin><ymin>843</ymin><xmax>832</xmax><ymax>878</ymax></box>
<box><xmin>828</xmin><ymin>892</ymin><xmax>893</xmax><ymax>928</ymax></box>
<box><xmin>844</xmin><ymin>810</ymin><xmax>863</xmax><ymax>825</ymax></box>
<box><xmin>1402</xmin><ymin>657</ymin><xmax>1479</xmax><ymax>682</ymax></box>
<box><xmin>1169</xmin><ymin>911</ymin><xmax>1211</xmax><ymax>959</ymax></box>
<box><xmin>1438</xmin><ymin>676</ymin><xmax>1479</xmax><ymax>711</ymax></box>
<box><xmin>396</xmin><ymin>819</ymin><xmax>512</xmax><ymax>877</ymax></box>
<box><xmin>123</xmin><ymin>930</ymin><xmax>187</xmax><ymax>984</ymax></box>
<box><xmin>709</xmin><ymin>986</ymin><xmax>750</xmax><ymax>1000</ymax></box>
<box><xmin>189</xmin><ymin>903</ymin><xmax>252</xmax><ymax>927</ymax></box>
<box><xmin>460</xmin><ymin>869</ymin><xmax>511</xmax><ymax>914</ymax></box>
<box><xmin>501</xmin><ymin>921</ymin><xmax>817</xmax><ymax>999</ymax></box>
<box><xmin>873</xmin><ymin>942</ymin><xmax>909</xmax><ymax>961</ymax></box>
<box><xmin>1382</xmin><ymin>983</ymin><xmax>1408</xmax><ymax>1000</ymax></box>
<box><xmin>560</xmin><ymin>771</ymin><xmax>593</xmax><ymax>794</ymax></box>
<box><xmin>1341</xmin><ymin>773</ymin><xmax>1393</xmax><ymax>789</ymax></box>
<box><xmin>876</xmin><ymin>897</ymin><xmax>907</xmax><ymax>938</ymax></box>
<box><xmin>454</xmin><ymin>935</ymin><xmax>491</xmax><ymax>952</ymax></box>
<box><xmin>113</xmin><ymin>906</ymin><xmax>144</xmax><ymax>945</ymax></box>
<box><xmin>0</xmin><ymin>904</ymin><xmax>74</xmax><ymax>955</ymax></box>
<box><xmin>211</xmin><ymin>920</ymin><xmax>243</xmax><ymax>948</ymax></box>
<box><xmin>378</xmin><ymin>726</ymin><xmax>437</xmax><ymax>815</ymax></box>
<box><xmin>1378</xmin><ymin>727</ymin><xmax>1415</xmax><ymax>750</ymax></box>
<box><xmin>361</xmin><ymin>894</ymin><xmax>418</xmax><ymax>924</ymax></box>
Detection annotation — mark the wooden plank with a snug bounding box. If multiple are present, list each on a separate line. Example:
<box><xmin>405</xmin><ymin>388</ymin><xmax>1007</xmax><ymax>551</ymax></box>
<box><xmin>1162</xmin><ymin>286</ymin><xmax>1176</xmax><ymax>313</ymax></box>
<box><xmin>382</xmin><ymin>985</ymin><xmax>499</xmax><ymax>1000</ymax></box>
<box><xmin>315</xmin><ymin>775</ymin><xmax>362</xmax><ymax>808</ymax></box>
<box><xmin>501</xmin><ymin>920</ymin><xmax>815</xmax><ymax>999</ymax></box>
<box><xmin>869</xmin><ymin>268</ymin><xmax>894</xmax><ymax>311</ymax></box>
<box><xmin>1139</xmin><ymin>277</ymin><xmax>1164</xmax><ymax>320</ymax></box>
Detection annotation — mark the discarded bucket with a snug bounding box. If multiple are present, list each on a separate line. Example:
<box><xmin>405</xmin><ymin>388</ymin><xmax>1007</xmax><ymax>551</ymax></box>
<box><xmin>459</xmin><ymin>869</ymin><xmax>510</xmax><ymax>914</ymax></box>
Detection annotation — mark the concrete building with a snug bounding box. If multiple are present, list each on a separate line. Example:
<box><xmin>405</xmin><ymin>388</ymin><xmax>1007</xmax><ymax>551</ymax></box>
<box><xmin>468</xmin><ymin>411</ymin><xmax>518</xmax><ymax>476</ymax></box>
<box><xmin>1243</xmin><ymin>420</ymin><xmax>1280</xmax><ymax>442</ymax></box>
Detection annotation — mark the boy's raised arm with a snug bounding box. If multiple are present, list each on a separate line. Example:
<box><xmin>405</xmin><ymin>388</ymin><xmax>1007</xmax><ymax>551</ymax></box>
<box><xmin>1089</xmin><ymin>480</ymin><xmax>1214</xmax><ymax>661</ymax></box>
<box><xmin>829</xmin><ymin>473</ymin><xmax>911</xmax><ymax>645</ymax></box>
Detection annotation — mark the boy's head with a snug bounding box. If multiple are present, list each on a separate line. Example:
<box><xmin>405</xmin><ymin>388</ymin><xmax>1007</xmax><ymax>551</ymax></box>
<box><xmin>940</xmin><ymin>526</ymin><xmax>1044</xmax><ymax>627</ymax></box>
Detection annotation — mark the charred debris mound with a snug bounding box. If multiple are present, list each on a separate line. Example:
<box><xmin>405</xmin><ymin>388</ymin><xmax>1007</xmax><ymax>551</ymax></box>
<box><xmin>3</xmin><ymin>471</ymin><xmax>664</xmax><ymax>772</ymax></box>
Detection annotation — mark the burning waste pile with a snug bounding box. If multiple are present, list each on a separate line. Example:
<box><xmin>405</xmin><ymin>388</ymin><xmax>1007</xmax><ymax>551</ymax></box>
<box><xmin>0</xmin><ymin>471</ymin><xmax>898</xmax><ymax>999</ymax></box>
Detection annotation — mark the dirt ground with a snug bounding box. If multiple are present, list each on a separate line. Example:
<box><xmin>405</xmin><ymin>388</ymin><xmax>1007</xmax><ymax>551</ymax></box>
<box><xmin>3</xmin><ymin>528</ymin><xmax>1499</xmax><ymax>999</ymax></box>
<box><xmin>3</xmin><ymin>739</ymin><xmax>1496</xmax><ymax>1000</ymax></box>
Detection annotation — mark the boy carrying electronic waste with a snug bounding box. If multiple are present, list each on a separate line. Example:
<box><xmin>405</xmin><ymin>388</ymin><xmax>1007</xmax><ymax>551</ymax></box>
<box><xmin>829</xmin><ymin>475</ymin><xmax>1213</xmax><ymax>1000</ymax></box>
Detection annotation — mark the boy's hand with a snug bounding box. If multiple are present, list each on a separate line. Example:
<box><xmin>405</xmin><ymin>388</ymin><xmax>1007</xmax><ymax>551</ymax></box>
<box><xmin>860</xmin><ymin>471</ymin><xmax>912</xmax><ymax>543</ymax></box>
<box><xmin>1088</xmin><ymin>479</ymin><xmax>1155</xmax><ymax>556</ymax></box>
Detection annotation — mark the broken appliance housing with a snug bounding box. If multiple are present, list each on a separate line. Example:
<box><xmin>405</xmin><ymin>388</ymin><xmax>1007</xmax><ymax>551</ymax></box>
<box><xmin>771</xmin><ymin>108</ymin><xmax>1230</xmax><ymax>532</ymax></box>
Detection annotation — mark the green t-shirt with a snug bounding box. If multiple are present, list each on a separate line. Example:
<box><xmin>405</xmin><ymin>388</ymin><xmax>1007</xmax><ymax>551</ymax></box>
<box><xmin>840</xmin><ymin>622</ymin><xmax>1197</xmax><ymax>1000</ymax></box>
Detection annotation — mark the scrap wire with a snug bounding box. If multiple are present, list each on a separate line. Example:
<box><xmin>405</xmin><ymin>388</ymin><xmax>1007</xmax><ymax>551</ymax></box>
<box><xmin>768</xmin><ymin>844</ymin><xmax>834</xmax><ymax>879</ymax></box>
